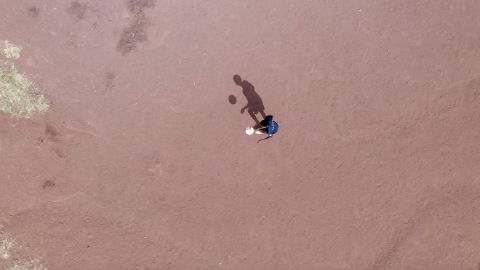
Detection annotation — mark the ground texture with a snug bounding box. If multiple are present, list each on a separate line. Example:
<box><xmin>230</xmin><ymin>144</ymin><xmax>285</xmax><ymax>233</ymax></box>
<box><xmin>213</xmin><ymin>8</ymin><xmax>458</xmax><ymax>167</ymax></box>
<box><xmin>1</xmin><ymin>0</ymin><xmax>480</xmax><ymax>269</ymax></box>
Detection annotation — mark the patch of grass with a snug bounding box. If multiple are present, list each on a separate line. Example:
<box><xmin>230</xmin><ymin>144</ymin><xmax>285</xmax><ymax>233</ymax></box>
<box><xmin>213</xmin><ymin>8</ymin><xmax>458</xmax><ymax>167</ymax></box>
<box><xmin>0</xmin><ymin>39</ymin><xmax>49</xmax><ymax>118</ymax></box>
<box><xmin>2</xmin><ymin>40</ymin><xmax>22</xmax><ymax>60</ymax></box>
<box><xmin>0</xmin><ymin>226</ymin><xmax>48</xmax><ymax>270</ymax></box>
<box><xmin>0</xmin><ymin>63</ymin><xmax>49</xmax><ymax>118</ymax></box>
<box><xmin>0</xmin><ymin>232</ymin><xmax>14</xmax><ymax>260</ymax></box>
<box><xmin>5</xmin><ymin>259</ymin><xmax>47</xmax><ymax>270</ymax></box>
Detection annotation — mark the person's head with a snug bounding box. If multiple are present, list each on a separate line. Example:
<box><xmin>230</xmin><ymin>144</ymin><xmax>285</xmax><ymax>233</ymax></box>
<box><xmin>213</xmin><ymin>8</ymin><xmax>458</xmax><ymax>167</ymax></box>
<box><xmin>233</xmin><ymin>74</ymin><xmax>243</xmax><ymax>85</ymax></box>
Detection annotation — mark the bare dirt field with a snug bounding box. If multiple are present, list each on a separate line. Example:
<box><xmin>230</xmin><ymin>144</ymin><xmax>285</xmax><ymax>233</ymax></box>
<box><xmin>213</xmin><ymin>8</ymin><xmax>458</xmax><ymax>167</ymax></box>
<box><xmin>1</xmin><ymin>0</ymin><xmax>480</xmax><ymax>269</ymax></box>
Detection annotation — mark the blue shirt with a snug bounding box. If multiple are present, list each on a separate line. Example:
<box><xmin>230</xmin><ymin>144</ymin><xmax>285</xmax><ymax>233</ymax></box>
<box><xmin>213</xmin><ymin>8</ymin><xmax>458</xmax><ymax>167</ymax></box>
<box><xmin>265</xmin><ymin>116</ymin><xmax>279</xmax><ymax>136</ymax></box>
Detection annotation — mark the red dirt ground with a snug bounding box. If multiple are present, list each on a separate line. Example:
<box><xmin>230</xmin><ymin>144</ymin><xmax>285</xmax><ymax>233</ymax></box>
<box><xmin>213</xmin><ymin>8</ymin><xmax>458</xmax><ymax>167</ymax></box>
<box><xmin>1</xmin><ymin>1</ymin><xmax>480</xmax><ymax>269</ymax></box>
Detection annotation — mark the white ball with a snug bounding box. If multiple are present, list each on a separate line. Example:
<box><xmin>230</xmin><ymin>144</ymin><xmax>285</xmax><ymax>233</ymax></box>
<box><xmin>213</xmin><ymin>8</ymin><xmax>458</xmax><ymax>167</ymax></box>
<box><xmin>245</xmin><ymin>127</ymin><xmax>254</xmax><ymax>135</ymax></box>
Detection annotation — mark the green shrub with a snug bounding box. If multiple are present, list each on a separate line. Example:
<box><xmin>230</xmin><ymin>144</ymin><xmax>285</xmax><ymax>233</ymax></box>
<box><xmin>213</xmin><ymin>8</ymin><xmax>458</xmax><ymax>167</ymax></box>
<box><xmin>0</xmin><ymin>40</ymin><xmax>49</xmax><ymax>118</ymax></box>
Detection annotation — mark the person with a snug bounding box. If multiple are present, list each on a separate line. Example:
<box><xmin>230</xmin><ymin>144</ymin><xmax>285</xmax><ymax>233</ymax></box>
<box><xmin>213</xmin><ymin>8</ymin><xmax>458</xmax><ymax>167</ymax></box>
<box><xmin>255</xmin><ymin>115</ymin><xmax>279</xmax><ymax>143</ymax></box>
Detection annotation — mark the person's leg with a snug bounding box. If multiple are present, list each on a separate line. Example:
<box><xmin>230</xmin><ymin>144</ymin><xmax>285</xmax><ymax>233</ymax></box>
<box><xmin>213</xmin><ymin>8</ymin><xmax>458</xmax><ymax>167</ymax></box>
<box><xmin>259</xmin><ymin>118</ymin><xmax>269</xmax><ymax>127</ymax></box>
<box><xmin>255</xmin><ymin>127</ymin><xmax>268</xmax><ymax>134</ymax></box>
<box><xmin>260</xmin><ymin>115</ymin><xmax>273</xmax><ymax>127</ymax></box>
<box><xmin>259</xmin><ymin>119</ymin><xmax>267</xmax><ymax>127</ymax></box>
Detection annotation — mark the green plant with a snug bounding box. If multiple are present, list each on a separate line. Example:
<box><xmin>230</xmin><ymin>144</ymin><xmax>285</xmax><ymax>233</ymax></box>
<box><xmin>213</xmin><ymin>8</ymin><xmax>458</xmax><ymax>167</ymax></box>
<box><xmin>0</xmin><ymin>40</ymin><xmax>49</xmax><ymax>118</ymax></box>
<box><xmin>2</xmin><ymin>40</ymin><xmax>22</xmax><ymax>60</ymax></box>
<box><xmin>5</xmin><ymin>259</ymin><xmax>48</xmax><ymax>270</ymax></box>
<box><xmin>0</xmin><ymin>232</ymin><xmax>14</xmax><ymax>260</ymax></box>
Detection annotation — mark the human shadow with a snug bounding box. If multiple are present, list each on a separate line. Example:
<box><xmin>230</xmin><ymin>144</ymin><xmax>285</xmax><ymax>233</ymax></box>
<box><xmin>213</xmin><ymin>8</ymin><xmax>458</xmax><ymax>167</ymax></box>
<box><xmin>233</xmin><ymin>74</ymin><xmax>267</xmax><ymax>126</ymax></box>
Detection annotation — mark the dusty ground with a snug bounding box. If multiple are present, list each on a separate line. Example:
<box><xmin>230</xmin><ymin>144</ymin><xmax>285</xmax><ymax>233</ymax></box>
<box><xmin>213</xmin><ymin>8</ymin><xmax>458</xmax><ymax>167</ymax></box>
<box><xmin>1</xmin><ymin>0</ymin><xmax>480</xmax><ymax>269</ymax></box>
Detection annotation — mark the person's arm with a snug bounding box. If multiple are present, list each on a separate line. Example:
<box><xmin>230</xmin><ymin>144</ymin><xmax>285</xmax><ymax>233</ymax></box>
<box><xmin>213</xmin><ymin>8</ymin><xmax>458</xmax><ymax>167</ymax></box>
<box><xmin>257</xmin><ymin>135</ymin><xmax>273</xmax><ymax>143</ymax></box>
